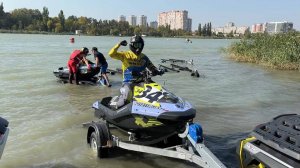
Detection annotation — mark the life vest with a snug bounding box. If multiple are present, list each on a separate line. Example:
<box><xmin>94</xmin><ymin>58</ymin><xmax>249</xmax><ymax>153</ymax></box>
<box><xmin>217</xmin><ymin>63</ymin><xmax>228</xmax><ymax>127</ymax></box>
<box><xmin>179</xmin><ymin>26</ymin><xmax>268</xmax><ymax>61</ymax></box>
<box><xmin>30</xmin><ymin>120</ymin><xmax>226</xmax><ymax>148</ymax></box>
<box><xmin>69</xmin><ymin>50</ymin><xmax>83</xmax><ymax>64</ymax></box>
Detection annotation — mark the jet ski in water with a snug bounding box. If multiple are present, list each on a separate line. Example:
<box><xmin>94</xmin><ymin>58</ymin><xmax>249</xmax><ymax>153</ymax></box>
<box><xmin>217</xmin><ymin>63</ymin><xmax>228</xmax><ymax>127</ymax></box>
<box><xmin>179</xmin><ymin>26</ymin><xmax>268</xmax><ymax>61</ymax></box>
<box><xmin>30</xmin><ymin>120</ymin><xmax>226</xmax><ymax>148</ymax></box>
<box><xmin>0</xmin><ymin>117</ymin><xmax>9</xmax><ymax>159</ymax></box>
<box><xmin>53</xmin><ymin>62</ymin><xmax>100</xmax><ymax>83</ymax></box>
<box><xmin>91</xmin><ymin>70</ymin><xmax>196</xmax><ymax>144</ymax></box>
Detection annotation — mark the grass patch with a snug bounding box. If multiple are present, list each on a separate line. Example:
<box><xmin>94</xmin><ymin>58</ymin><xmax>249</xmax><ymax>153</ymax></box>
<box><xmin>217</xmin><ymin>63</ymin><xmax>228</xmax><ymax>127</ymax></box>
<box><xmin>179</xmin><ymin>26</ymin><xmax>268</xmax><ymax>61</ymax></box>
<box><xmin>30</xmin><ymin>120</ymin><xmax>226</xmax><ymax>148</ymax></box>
<box><xmin>226</xmin><ymin>32</ymin><xmax>300</xmax><ymax>70</ymax></box>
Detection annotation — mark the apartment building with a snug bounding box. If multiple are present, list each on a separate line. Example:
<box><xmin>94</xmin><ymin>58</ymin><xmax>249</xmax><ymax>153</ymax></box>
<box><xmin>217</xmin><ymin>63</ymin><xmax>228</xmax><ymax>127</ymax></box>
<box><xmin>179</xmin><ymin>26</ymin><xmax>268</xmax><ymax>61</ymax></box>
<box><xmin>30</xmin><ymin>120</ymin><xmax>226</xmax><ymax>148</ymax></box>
<box><xmin>119</xmin><ymin>15</ymin><xmax>126</xmax><ymax>22</ymax></box>
<box><xmin>212</xmin><ymin>22</ymin><xmax>249</xmax><ymax>36</ymax></box>
<box><xmin>265</xmin><ymin>21</ymin><xmax>293</xmax><ymax>34</ymax></box>
<box><xmin>158</xmin><ymin>10</ymin><xmax>192</xmax><ymax>32</ymax></box>
<box><xmin>139</xmin><ymin>15</ymin><xmax>147</xmax><ymax>27</ymax></box>
<box><xmin>128</xmin><ymin>15</ymin><xmax>137</xmax><ymax>26</ymax></box>
<box><xmin>251</xmin><ymin>23</ymin><xmax>265</xmax><ymax>33</ymax></box>
<box><xmin>251</xmin><ymin>21</ymin><xmax>293</xmax><ymax>34</ymax></box>
<box><xmin>150</xmin><ymin>21</ymin><xmax>158</xmax><ymax>29</ymax></box>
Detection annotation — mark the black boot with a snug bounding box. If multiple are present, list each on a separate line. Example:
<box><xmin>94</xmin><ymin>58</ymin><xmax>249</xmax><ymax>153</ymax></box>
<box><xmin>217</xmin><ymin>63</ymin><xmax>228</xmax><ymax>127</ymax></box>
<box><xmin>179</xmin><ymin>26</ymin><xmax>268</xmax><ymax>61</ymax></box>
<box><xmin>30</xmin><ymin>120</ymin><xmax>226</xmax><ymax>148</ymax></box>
<box><xmin>69</xmin><ymin>73</ymin><xmax>73</xmax><ymax>84</ymax></box>
<box><xmin>74</xmin><ymin>73</ymin><xmax>79</xmax><ymax>85</ymax></box>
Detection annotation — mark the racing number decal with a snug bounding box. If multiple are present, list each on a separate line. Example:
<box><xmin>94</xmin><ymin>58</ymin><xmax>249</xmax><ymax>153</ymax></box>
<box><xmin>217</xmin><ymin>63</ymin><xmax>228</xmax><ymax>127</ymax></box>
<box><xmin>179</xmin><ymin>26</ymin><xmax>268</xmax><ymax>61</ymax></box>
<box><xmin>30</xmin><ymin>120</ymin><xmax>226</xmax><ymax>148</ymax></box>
<box><xmin>134</xmin><ymin>84</ymin><xmax>164</xmax><ymax>106</ymax></box>
<box><xmin>135</xmin><ymin>85</ymin><xmax>152</xmax><ymax>98</ymax></box>
<box><xmin>144</xmin><ymin>91</ymin><xmax>163</xmax><ymax>103</ymax></box>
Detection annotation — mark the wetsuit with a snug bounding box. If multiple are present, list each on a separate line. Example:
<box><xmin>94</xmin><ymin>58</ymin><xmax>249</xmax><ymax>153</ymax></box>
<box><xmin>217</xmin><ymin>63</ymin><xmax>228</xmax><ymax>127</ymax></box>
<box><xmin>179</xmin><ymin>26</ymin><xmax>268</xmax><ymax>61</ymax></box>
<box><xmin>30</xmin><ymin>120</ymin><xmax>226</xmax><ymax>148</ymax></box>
<box><xmin>109</xmin><ymin>43</ymin><xmax>158</xmax><ymax>108</ymax></box>
<box><xmin>109</xmin><ymin>44</ymin><xmax>158</xmax><ymax>82</ymax></box>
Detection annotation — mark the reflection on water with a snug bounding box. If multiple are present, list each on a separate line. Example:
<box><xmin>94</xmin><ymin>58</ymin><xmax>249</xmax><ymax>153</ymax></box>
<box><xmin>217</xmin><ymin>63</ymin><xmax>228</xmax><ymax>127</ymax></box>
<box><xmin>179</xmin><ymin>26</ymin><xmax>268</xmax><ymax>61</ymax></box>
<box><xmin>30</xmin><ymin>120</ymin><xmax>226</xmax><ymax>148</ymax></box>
<box><xmin>0</xmin><ymin>34</ymin><xmax>300</xmax><ymax>168</ymax></box>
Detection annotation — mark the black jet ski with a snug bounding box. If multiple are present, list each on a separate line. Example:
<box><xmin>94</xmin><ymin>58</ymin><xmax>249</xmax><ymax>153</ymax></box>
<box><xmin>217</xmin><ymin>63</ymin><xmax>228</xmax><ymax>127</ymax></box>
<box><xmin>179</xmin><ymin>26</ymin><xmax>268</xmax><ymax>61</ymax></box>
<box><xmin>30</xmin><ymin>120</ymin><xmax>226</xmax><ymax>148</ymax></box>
<box><xmin>92</xmin><ymin>70</ymin><xmax>196</xmax><ymax>144</ymax></box>
<box><xmin>53</xmin><ymin>61</ymin><xmax>100</xmax><ymax>83</ymax></box>
<box><xmin>237</xmin><ymin>114</ymin><xmax>300</xmax><ymax>168</ymax></box>
<box><xmin>0</xmin><ymin>117</ymin><xmax>9</xmax><ymax>159</ymax></box>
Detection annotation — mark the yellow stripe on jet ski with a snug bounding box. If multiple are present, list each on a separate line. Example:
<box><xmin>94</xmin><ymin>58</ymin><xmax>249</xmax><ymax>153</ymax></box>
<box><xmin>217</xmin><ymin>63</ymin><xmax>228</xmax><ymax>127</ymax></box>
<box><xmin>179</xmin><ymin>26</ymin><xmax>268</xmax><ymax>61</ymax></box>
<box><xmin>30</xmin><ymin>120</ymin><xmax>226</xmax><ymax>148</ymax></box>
<box><xmin>134</xmin><ymin>116</ymin><xmax>162</xmax><ymax>127</ymax></box>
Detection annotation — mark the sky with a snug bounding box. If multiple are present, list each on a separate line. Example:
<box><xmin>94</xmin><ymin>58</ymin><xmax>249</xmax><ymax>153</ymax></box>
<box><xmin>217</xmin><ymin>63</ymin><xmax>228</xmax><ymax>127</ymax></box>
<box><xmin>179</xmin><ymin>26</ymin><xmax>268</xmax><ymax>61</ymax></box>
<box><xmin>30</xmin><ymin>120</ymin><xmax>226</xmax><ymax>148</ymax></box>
<box><xmin>1</xmin><ymin>0</ymin><xmax>300</xmax><ymax>31</ymax></box>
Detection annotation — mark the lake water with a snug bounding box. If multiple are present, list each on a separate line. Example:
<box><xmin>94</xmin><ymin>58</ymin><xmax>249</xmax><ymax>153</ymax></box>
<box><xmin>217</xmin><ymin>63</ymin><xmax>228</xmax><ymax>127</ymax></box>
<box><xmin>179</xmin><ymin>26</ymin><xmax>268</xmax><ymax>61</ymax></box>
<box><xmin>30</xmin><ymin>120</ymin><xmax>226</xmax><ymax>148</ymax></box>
<box><xmin>0</xmin><ymin>34</ymin><xmax>300</xmax><ymax>168</ymax></box>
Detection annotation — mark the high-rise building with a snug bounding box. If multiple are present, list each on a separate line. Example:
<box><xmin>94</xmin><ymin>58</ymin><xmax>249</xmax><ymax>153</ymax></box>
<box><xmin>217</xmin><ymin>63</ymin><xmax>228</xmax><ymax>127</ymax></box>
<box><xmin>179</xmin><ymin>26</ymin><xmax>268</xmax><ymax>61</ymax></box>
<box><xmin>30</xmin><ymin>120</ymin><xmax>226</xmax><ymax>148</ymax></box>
<box><xmin>226</xmin><ymin>22</ymin><xmax>235</xmax><ymax>27</ymax></box>
<box><xmin>212</xmin><ymin>22</ymin><xmax>250</xmax><ymax>35</ymax></box>
<box><xmin>158</xmin><ymin>10</ymin><xmax>192</xmax><ymax>32</ymax></box>
<box><xmin>119</xmin><ymin>15</ymin><xmax>126</xmax><ymax>22</ymax></box>
<box><xmin>150</xmin><ymin>21</ymin><xmax>158</xmax><ymax>29</ymax></box>
<box><xmin>251</xmin><ymin>23</ymin><xmax>265</xmax><ymax>33</ymax></box>
<box><xmin>139</xmin><ymin>15</ymin><xmax>147</xmax><ymax>27</ymax></box>
<box><xmin>128</xmin><ymin>15</ymin><xmax>137</xmax><ymax>26</ymax></box>
<box><xmin>265</xmin><ymin>21</ymin><xmax>293</xmax><ymax>34</ymax></box>
<box><xmin>187</xmin><ymin>18</ymin><xmax>192</xmax><ymax>32</ymax></box>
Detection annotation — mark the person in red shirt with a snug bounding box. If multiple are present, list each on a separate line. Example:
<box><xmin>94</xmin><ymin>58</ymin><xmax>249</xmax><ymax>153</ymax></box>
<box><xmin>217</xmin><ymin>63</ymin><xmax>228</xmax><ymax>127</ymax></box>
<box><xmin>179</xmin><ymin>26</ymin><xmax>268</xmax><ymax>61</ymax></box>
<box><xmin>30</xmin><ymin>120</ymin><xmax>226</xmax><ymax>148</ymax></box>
<box><xmin>67</xmin><ymin>47</ymin><xmax>91</xmax><ymax>85</ymax></box>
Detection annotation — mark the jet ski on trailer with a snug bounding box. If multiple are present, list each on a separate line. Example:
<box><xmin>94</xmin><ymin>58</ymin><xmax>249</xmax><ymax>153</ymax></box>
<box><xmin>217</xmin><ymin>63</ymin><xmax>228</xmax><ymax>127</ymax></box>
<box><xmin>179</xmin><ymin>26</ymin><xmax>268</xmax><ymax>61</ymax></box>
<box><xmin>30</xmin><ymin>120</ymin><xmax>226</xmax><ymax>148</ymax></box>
<box><xmin>92</xmin><ymin>70</ymin><xmax>195</xmax><ymax>143</ymax></box>
<box><xmin>84</xmin><ymin>70</ymin><xmax>226</xmax><ymax>168</ymax></box>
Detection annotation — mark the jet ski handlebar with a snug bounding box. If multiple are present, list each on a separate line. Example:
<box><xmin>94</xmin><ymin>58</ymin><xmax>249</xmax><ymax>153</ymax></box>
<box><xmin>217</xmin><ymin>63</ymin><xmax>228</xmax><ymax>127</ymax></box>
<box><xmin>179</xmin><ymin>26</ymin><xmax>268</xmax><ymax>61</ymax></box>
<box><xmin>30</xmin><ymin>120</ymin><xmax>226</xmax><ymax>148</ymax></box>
<box><xmin>132</xmin><ymin>69</ymin><xmax>164</xmax><ymax>83</ymax></box>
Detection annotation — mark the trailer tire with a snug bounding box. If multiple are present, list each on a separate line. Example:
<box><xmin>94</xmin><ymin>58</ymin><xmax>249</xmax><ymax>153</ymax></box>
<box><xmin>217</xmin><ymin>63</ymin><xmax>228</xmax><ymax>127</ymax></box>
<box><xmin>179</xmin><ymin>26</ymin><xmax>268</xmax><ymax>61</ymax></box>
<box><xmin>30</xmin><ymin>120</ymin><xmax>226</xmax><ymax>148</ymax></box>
<box><xmin>90</xmin><ymin>131</ymin><xmax>109</xmax><ymax>158</ymax></box>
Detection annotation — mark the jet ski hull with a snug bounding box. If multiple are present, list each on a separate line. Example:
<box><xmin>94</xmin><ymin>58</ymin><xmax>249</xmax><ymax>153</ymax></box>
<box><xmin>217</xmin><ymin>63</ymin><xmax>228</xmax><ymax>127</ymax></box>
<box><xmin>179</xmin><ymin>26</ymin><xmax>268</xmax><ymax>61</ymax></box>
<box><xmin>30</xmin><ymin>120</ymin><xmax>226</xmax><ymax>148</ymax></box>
<box><xmin>53</xmin><ymin>64</ymin><xmax>100</xmax><ymax>83</ymax></box>
<box><xmin>93</xmin><ymin>96</ymin><xmax>195</xmax><ymax>143</ymax></box>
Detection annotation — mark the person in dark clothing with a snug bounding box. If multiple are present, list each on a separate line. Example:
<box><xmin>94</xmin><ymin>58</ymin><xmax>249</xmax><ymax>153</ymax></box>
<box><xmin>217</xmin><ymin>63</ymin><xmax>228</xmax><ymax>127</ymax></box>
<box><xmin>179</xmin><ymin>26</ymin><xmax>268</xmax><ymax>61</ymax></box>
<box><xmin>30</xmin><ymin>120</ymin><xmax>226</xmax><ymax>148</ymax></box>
<box><xmin>91</xmin><ymin>47</ymin><xmax>111</xmax><ymax>87</ymax></box>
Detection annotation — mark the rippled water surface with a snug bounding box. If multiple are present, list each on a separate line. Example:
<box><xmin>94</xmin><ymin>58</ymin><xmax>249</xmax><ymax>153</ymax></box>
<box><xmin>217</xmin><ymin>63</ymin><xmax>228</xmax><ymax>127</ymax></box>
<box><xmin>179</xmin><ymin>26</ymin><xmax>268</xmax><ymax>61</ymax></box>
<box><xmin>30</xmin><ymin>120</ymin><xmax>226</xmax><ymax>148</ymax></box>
<box><xmin>1</xmin><ymin>34</ymin><xmax>300</xmax><ymax>168</ymax></box>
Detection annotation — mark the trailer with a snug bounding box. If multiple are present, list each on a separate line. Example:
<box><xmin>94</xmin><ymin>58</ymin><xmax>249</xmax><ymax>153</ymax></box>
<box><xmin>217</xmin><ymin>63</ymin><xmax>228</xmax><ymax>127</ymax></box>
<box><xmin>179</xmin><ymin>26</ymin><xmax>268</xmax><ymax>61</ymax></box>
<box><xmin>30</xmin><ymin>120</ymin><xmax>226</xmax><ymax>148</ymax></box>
<box><xmin>159</xmin><ymin>59</ymin><xmax>201</xmax><ymax>78</ymax></box>
<box><xmin>84</xmin><ymin>121</ymin><xmax>226</xmax><ymax>168</ymax></box>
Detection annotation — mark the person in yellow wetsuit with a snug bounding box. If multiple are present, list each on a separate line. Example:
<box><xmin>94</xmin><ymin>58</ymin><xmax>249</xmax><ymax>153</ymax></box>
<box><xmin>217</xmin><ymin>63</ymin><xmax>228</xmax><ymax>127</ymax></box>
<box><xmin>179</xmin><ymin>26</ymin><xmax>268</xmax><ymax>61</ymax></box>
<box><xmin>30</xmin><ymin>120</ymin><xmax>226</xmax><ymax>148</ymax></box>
<box><xmin>108</xmin><ymin>35</ymin><xmax>163</xmax><ymax>108</ymax></box>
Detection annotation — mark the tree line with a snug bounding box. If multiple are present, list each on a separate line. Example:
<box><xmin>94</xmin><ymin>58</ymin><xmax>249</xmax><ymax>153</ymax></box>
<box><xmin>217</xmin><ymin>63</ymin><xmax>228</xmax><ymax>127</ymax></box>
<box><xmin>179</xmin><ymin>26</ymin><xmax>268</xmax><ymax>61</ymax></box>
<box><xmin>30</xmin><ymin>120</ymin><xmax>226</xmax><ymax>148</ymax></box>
<box><xmin>0</xmin><ymin>3</ymin><xmax>197</xmax><ymax>37</ymax></box>
<box><xmin>197</xmin><ymin>22</ymin><xmax>212</xmax><ymax>36</ymax></box>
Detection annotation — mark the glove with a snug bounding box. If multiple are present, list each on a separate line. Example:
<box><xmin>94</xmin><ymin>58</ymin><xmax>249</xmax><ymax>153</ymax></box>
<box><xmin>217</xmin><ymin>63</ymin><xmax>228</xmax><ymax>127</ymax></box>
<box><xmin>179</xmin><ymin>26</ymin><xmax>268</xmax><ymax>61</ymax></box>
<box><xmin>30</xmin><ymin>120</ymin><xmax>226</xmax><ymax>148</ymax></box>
<box><xmin>153</xmin><ymin>70</ymin><xmax>164</xmax><ymax>76</ymax></box>
<box><xmin>120</xmin><ymin>40</ymin><xmax>128</xmax><ymax>46</ymax></box>
<box><xmin>87</xmin><ymin>64</ymin><xmax>91</xmax><ymax>70</ymax></box>
<box><xmin>158</xmin><ymin>70</ymin><xmax>164</xmax><ymax>75</ymax></box>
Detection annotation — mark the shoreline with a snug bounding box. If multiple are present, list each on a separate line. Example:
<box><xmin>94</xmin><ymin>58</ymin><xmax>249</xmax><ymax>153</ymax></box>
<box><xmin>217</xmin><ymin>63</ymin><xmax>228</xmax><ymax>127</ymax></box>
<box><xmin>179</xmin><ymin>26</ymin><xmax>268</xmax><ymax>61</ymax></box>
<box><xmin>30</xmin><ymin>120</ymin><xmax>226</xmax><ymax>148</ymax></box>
<box><xmin>228</xmin><ymin>53</ymin><xmax>300</xmax><ymax>71</ymax></box>
<box><xmin>0</xmin><ymin>29</ymin><xmax>240</xmax><ymax>39</ymax></box>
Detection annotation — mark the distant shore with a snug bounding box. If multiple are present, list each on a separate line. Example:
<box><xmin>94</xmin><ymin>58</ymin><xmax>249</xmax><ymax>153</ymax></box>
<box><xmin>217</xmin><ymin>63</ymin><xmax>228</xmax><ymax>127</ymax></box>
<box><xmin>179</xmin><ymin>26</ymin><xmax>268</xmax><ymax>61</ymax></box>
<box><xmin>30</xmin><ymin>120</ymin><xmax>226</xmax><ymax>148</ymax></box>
<box><xmin>0</xmin><ymin>30</ymin><xmax>241</xmax><ymax>40</ymax></box>
<box><xmin>0</xmin><ymin>29</ymin><xmax>75</xmax><ymax>35</ymax></box>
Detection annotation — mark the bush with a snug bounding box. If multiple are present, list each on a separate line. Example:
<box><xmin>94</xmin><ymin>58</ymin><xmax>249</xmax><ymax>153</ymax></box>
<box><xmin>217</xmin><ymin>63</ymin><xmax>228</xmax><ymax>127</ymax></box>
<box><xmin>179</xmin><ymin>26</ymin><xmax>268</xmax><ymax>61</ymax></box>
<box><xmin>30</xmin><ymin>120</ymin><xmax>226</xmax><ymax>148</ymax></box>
<box><xmin>227</xmin><ymin>32</ymin><xmax>300</xmax><ymax>70</ymax></box>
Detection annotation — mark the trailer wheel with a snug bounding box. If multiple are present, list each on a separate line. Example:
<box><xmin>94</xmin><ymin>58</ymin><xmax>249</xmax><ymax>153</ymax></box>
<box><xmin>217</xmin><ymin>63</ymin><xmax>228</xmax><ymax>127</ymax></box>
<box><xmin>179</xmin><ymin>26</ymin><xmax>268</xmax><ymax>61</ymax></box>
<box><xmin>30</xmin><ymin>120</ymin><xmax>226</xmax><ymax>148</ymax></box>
<box><xmin>90</xmin><ymin>131</ymin><xmax>109</xmax><ymax>158</ymax></box>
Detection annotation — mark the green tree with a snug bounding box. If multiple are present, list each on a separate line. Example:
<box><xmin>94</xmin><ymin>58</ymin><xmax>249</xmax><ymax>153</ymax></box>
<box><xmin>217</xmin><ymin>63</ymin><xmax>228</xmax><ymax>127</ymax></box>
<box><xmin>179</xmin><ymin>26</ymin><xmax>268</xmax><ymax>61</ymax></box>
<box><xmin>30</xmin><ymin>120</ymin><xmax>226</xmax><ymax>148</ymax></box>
<box><xmin>55</xmin><ymin>22</ymin><xmax>63</xmax><ymax>33</ymax></box>
<box><xmin>42</xmin><ymin>7</ymin><xmax>49</xmax><ymax>31</ymax></box>
<box><xmin>208</xmin><ymin>22</ymin><xmax>212</xmax><ymax>36</ymax></box>
<box><xmin>134</xmin><ymin>26</ymin><xmax>142</xmax><ymax>35</ymax></box>
<box><xmin>47</xmin><ymin>19</ymin><xmax>54</xmax><ymax>32</ymax></box>
<box><xmin>198</xmin><ymin>24</ymin><xmax>202</xmax><ymax>36</ymax></box>
<box><xmin>87</xmin><ymin>18</ymin><xmax>98</xmax><ymax>35</ymax></box>
<box><xmin>65</xmin><ymin>15</ymin><xmax>78</xmax><ymax>33</ymax></box>
<box><xmin>10</xmin><ymin>8</ymin><xmax>42</xmax><ymax>30</ymax></box>
<box><xmin>58</xmin><ymin>10</ymin><xmax>65</xmax><ymax>31</ymax></box>
<box><xmin>202</xmin><ymin>24</ymin><xmax>207</xmax><ymax>36</ymax></box>
<box><xmin>0</xmin><ymin>2</ymin><xmax>5</xmax><ymax>28</ymax></box>
<box><xmin>0</xmin><ymin>2</ymin><xmax>4</xmax><ymax>16</ymax></box>
<box><xmin>78</xmin><ymin>16</ymin><xmax>89</xmax><ymax>33</ymax></box>
<box><xmin>244</xmin><ymin>29</ymin><xmax>252</xmax><ymax>39</ymax></box>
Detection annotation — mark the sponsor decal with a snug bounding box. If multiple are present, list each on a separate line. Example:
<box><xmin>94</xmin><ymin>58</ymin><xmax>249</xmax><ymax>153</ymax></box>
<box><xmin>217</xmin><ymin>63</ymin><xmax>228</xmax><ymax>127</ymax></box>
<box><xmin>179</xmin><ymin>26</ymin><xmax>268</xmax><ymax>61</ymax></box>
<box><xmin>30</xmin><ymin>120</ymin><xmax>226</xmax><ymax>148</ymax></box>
<box><xmin>135</xmin><ymin>102</ymin><xmax>161</xmax><ymax>109</ymax></box>
<box><xmin>134</xmin><ymin>116</ymin><xmax>162</xmax><ymax>127</ymax></box>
